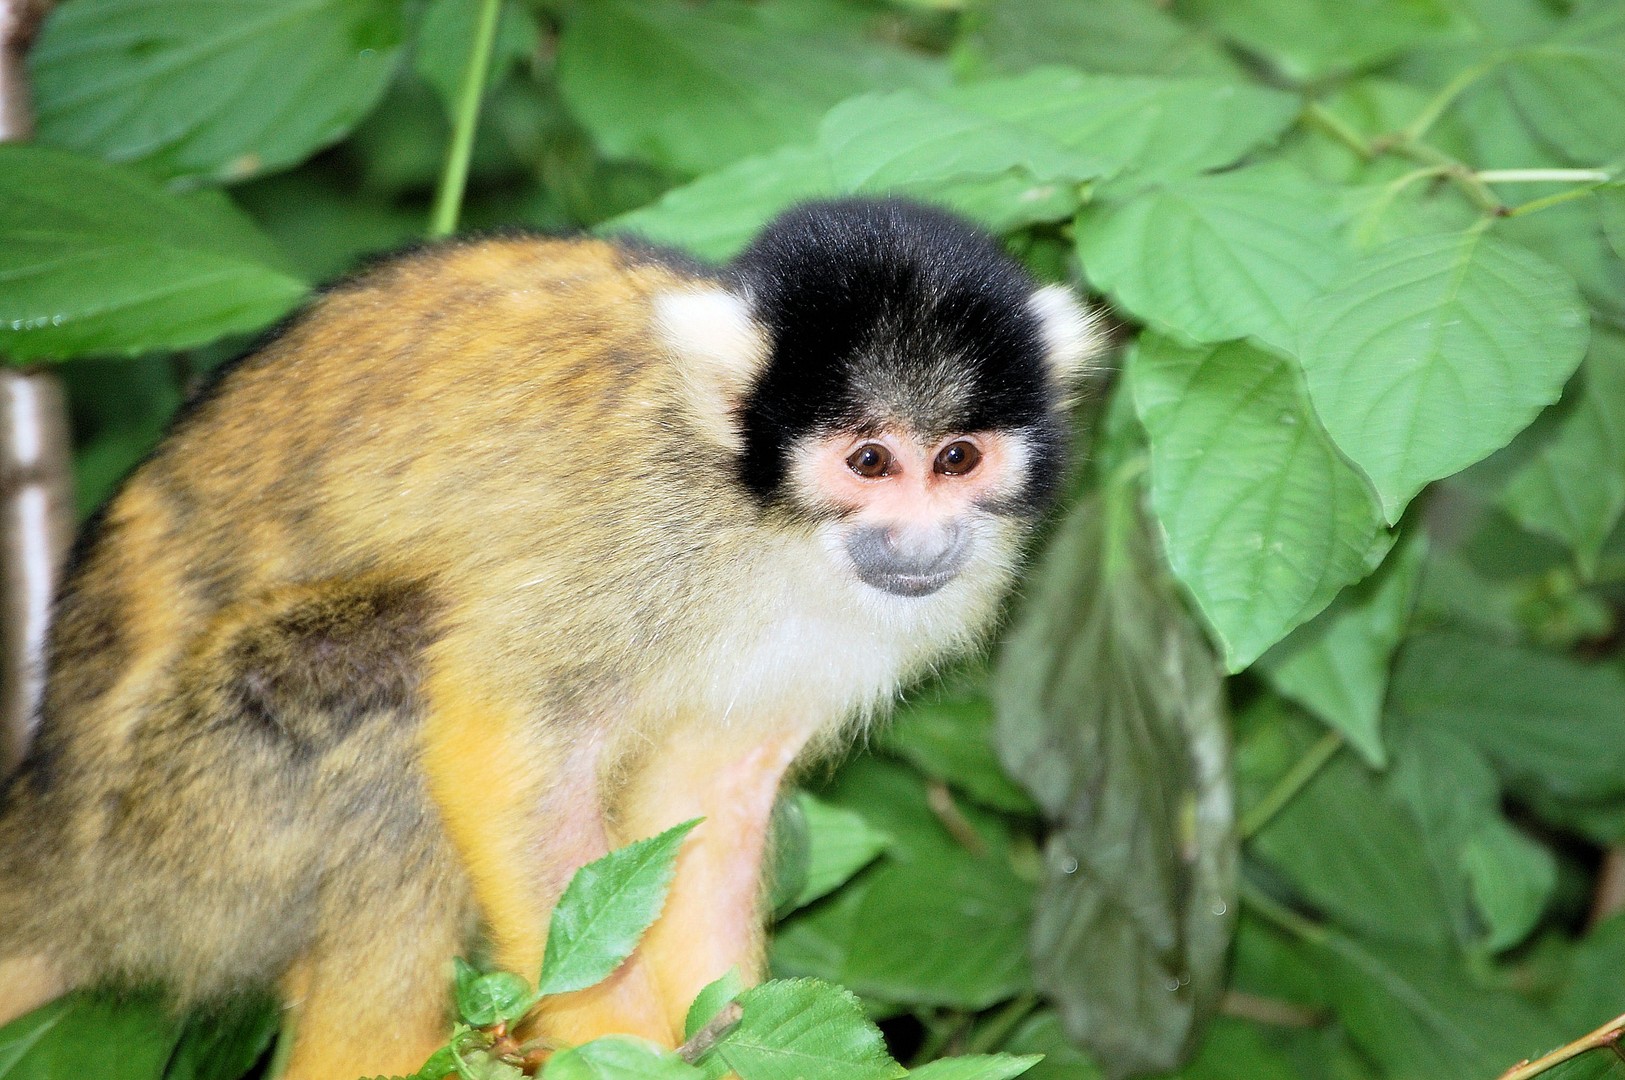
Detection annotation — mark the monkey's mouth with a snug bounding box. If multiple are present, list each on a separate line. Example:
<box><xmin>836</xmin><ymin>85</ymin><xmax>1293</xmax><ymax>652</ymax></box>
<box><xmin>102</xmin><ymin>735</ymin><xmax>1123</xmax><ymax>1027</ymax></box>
<box><xmin>875</xmin><ymin>571</ymin><xmax>956</xmax><ymax>597</ymax></box>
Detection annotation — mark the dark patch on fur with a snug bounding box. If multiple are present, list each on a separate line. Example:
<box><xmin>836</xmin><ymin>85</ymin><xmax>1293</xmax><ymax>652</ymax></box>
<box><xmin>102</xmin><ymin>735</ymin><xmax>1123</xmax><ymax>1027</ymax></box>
<box><xmin>224</xmin><ymin>579</ymin><xmax>439</xmax><ymax>752</ymax></box>
<box><xmin>729</xmin><ymin>198</ymin><xmax>1067</xmax><ymax>513</ymax></box>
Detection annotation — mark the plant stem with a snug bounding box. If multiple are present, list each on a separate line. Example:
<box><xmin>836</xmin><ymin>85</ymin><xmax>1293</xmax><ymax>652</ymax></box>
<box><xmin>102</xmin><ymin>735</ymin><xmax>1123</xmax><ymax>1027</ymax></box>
<box><xmin>1240</xmin><ymin>730</ymin><xmax>1343</xmax><ymax>839</ymax></box>
<box><xmin>1393</xmin><ymin>141</ymin><xmax>1506</xmax><ymax>215</ymax></box>
<box><xmin>1401</xmin><ymin>58</ymin><xmax>1497</xmax><ymax>143</ymax></box>
<box><xmin>1303</xmin><ymin>101</ymin><xmax>1374</xmax><ymax>159</ymax></box>
<box><xmin>965</xmin><ymin>994</ymin><xmax>1040</xmax><ymax>1055</ymax></box>
<box><xmin>1496</xmin><ymin>1011</ymin><xmax>1625</xmax><ymax>1080</ymax></box>
<box><xmin>1477</xmin><ymin>168</ymin><xmax>1613</xmax><ymax>184</ymax></box>
<box><xmin>429</xmin><ymin>0</ymin><xmax>503</xmax><ymax>238</ymax></box>
<box><xmin>1239</xmin><ymin>879</ymin><xmax>1328</xmax><ymax>946</ymax></box>
<box><xmin>1504</xmin><ymin>183</ymin><xmax>1611</xmax><ymax>219</ymax></box>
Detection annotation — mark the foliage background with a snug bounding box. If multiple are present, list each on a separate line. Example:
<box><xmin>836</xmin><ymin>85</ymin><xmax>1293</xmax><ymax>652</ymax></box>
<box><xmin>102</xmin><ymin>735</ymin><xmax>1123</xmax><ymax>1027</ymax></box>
<box><xmin>2</xmin><ymin>0</ymin><xmax>1625</xmax><ymax>1078</ymax></box>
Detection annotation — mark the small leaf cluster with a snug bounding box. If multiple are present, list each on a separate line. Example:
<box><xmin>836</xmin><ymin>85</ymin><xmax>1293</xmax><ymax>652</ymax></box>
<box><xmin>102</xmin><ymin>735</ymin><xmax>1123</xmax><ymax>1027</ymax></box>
<box><xmin>4</xmin><ymin>0</ymin><xmax>1625</xmax><ymax>1079</ymax></box>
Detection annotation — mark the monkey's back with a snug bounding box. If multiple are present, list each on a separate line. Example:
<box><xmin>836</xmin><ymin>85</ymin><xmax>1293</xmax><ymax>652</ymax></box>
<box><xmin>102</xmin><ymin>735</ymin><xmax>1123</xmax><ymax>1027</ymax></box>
<box><xmin>0</xmin><ymin>235</ymin><xmax>756</xmax><ymax>1002</ymax></box>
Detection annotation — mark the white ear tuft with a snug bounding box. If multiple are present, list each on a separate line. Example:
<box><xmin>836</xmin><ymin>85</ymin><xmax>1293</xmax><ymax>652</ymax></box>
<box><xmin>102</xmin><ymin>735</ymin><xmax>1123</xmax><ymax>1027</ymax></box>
<box><xmin>1028</xmin><ymin>284</ymin><xmax>1104</xmax><ymax>384</ymax></box>
<box><xmin>653</xmin><ymin>287</ymin><xmax>768</xmax><ymax>452</ymax></box>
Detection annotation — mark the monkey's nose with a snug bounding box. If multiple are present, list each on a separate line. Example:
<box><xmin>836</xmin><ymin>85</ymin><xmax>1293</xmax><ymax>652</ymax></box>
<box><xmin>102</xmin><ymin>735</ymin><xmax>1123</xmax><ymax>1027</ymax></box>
<box><xmin>846</xmin><ymin>522</ymin><xmax>969</xmax><ymax>597</ymax></box>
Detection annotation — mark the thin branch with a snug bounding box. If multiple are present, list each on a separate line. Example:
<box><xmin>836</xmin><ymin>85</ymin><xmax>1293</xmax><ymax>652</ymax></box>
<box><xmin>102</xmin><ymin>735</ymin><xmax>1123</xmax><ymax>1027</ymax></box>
<box><xmin>1302</xmin><ymin>101</ymin><xmax>1375</xmax><ymax>160</ymax></box>
<box><xmin>1496</xmin><ymin>1010</ymin><xmax>1625</xmax><ymax>1080</ymax></box>
<box><xmin>1477</xmin><ymin>168</ymin><xmax>1613</xmax><ymax>184</ymax></box>
<box><xmin>679</xmin><ymin>1001</ymin><xmax>742</xmax><ymax>1064</ymax></box>
<box><xmin>1220</xmin><ymin>990</ymin><xmax>1326</xmax><ymax>1029</ymax></box>
<box><xmin>1400</xmin><ymin>58</ymin><xmax>1498</xmax><ymax>144</ymax></box>
<box><xmin>965</xmin><ymin>994</ymin><xmax>1040</xmax><ymax>1056</ymax></box>
<box><xmin>1240</xmin><ymin>730</ymin><xmax>1343</xmax><ymax>840</ymax></box>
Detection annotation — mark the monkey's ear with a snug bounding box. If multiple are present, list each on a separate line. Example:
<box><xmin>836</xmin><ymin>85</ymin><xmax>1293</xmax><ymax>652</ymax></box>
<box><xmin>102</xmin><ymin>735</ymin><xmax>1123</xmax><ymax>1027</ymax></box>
<box><xmin>1028</xmin><ymin>284</ymin><xmax>1104</xmax><ymax>384</ymax></box>
<box><xmin>654</xmin><ymin>287</ymin><xmax>768</xmax><ymax>452</ymax></box>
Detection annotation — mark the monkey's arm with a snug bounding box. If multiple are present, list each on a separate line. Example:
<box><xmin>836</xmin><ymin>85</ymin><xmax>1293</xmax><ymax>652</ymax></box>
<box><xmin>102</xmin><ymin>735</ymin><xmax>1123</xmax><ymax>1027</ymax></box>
<box><xmin>418</xmin><ymin>659</ymin><xmax>674</xmax><ymax>1046</ymax></box>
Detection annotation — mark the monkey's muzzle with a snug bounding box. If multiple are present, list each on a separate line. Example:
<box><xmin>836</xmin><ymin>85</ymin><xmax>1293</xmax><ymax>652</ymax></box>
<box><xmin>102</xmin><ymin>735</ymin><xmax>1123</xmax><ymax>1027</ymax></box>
<box><xmin>845</xmin><ymin>523</ymin><xmax>970</xmax><ymax>597</ymax></box>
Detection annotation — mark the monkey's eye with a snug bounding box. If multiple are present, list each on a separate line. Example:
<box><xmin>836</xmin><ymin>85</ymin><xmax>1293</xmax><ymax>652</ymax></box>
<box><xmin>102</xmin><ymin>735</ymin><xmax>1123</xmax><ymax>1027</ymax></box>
<box><xmin>934</xmin><ymin>440</ymin><xmax>982</xmax><ymax>476</ymax></box>
<box><xmin>846</xmin><ymin>443</ymin><xmax>894</xmax><ymax>478</ymax></box>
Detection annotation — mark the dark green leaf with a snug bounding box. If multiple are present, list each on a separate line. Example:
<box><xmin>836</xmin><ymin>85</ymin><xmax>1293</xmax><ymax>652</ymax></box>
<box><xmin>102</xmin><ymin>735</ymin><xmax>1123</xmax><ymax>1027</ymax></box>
<box><xmin>789</xmin><ymin>793</ymin><xmax>889</xmax><ymax>911</ymax></box>
<box><xmin>1075</xmin><ymin>165</ymin><xmax>1351</xmax><ymax>352</ymax></box>
<box><xmin>883</xmin><ymin>676</ymin><xmax>1035</xmax><ymax>814</ymax></box>
<box><xmin>967</xmin><ymin>0</ymin><xmax>1240</xmax><ymax>78</ymax></box>
<box><xmin>165</xmin><ymin>995</ymin><xmax>281</xmax><ymax>1080</ymax></box>
<box><xmin>1391</xmin><ymin>631</ymin><xmax>1625</xmax><ymax>801</ymax></box>
<box><xmin>1257</xmin><ymin>529</ymin><xmax>1425</xmax><ymax>766</ymax></box>
<box><xmin>0</xmin><ymin>146</ymin><xmax>307</xmax><ymax>361</ymax></box>
<box><xmin>0</xmin><ymin>991</ymin><xmax>177</xmax><ymax>1080</ymax></box>
<box><xmin>1179</xmin><ymin>0</ymin><xmax>1455</xmax><ymax>80</ymax></box>
<box><xmin>710</xmin><ymin>980</ymin><xmax>904</xmax><ymax>1080</ymax></box>
<box><xmin>542</xmin><ymin>1037</ymin><xmax>703</xmax><ymax>1080</ymax></box>
<box><xmin>538</xmin><ymin>820</ymin><xmax>700</xmax><ymax>996</ymax></box>
<box><xmin>1130</xmin><ymin>335</ymin><xmax>1392</xmax><ymax>669</ymax></box>
<box><xmin>556</xmin><ymin>0</ymin><xmax>943</xmax><ymax>176</ymax></box>
<box><xmin>1002</xmin><ymin>1012</ymin><xmax>1105</xmax><ymax>1080</ymax></box>
<box><xmin>1298</xmin><ymin>230</ymin><xmax>1589</xmax><ymax>522</ymax></box>
<box><xmin>30</xmin><ymin>0</ymin><xmax>404</xmax><ymax>185</ymax></box>
<box><xmin>454</xmin><ymin>960</ymin><xmax>535</xmax><ymax>1028</ymax></box>
<box><xmin>995</xmin><ymin>472</ymin><xmax>1235</xmax><ymax>1077</ymax></box>
<box><xmin>1500</xmin><ymin>327</ymin><xmax>1625</xmax><ymax>577</ymax></box>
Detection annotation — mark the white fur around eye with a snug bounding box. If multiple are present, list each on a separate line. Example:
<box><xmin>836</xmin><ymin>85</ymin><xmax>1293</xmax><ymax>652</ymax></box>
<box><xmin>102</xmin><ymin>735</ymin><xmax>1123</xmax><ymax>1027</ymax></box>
<box><xmin>653</xmin><ymin>287</ymin><xmax>768</xmax><ymax>452</ymax></box>
<box><xmin>1028</xmin><ymin>284</ymin><xmax>1103</xmax><ymax>384</ymax></box>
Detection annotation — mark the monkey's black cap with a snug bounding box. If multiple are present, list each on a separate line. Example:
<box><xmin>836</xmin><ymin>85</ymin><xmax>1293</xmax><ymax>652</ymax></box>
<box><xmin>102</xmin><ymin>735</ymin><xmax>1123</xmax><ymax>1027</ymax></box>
<box><xmin>729</xmin><ymin>197</ymin><xmax>1067</xmax><ymax>511</ymax></box>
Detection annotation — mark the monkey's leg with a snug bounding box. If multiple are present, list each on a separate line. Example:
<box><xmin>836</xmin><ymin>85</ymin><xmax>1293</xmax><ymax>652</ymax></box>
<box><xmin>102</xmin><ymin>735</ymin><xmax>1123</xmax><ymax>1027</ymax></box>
<box><xmin>611</xmin><ymin>724</ymin><xmax>812</xmax><ymax>1035</ymax></box>
<box><xmin>419</xmin><ymin>668</ymin><xmax>670</xmax><ymax>1046</ymax></box>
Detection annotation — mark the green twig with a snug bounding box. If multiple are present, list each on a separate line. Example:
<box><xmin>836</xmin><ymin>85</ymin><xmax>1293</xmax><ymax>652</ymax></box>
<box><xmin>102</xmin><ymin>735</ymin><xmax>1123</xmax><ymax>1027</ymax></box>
<box><xmin>1303</xmin><ymin>101</ymin><xmax>1374</xmax><ymax>159</ymax></box>
<box><xmin>1478</xmin><ymin>168</ymin><xmax>1613</xmax><ymax>184</ymax></box>
<box><xmin>1393</xmin><ymin>141</ymin><xmax>1506</xmax><ymax>215</ymax></box>
<box><xmin>1496</xmin><ymin>1010</ymin><xmax>1625</xmax><ymax>1080</ymax></box>
<box><xmin>1240</xmin><ymin>730</ymin><xmax>1343</xmax><ymax>839</ymax></box>
<box><xmin>1239</xmin><ymin>879</ymin><xmax>1328</xmax><ymax>946</ymax></box>
<box><xmin>1400</xmin><ymin>58</ymin><xmax>1497</xmax><ymax>144</ymax></box>
<box><xmin>428</xmin><ymin>0</ymin><xmax>503</xmax><ymax>238</ymax></box>
<box><xmin>1504</xmin><ymin>183</ymin><xmax>1611</xmax><ymax>219</ymax></box>
<box><xmin>965</xmin><ymin>994</ymin><xmax>1041</xmax><ymax>1056</ymax></box>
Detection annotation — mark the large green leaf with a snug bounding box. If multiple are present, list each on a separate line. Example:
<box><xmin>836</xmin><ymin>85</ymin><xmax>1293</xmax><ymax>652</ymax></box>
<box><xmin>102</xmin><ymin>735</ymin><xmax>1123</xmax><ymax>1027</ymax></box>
<box><xmin>1500</xmin><ymin>327</ymin><xmax>1625</xmax><ymax>577</ymax></box>
<box><xmin>1298</xmin><ymin>230</ymin><xmax>1589</xmax><ymax>522</ymax></box>
<box><xmin>1498</xmin><ymin>0</ymin><xmax>1625</xmax><ymax>164</ymax></box>
<box><xmin>1257</xmin><ymin>530</ymin><xmax>1425</xmax><ymax>766</ymax></box>
<box><xmin>818</xmin><ymin>90</ymin><xmax>1102</xmax><ymax>194</ymax></box>
<box><xmin>538</xmin><ymin>820</ymin><xmax>699</xmax><ymax>996</ymax></box>
<box><xmin>709</xmin><ymin>980</ymin><xmax>905</xmax><ymax>1080</ymax></box>
<box><xmin>1391</xmin><ymin>631</ymin><xmax>1625</xmax><ymax>802</ymax></box>
<box><xmin>906</xmin><ymin>1056</ymin><xmax>1043</xmax><ymax>1080</ymax></box>
<box><xmin>946</xmin><ymin>69</ymin><xmax>1299</xmax><ymax>188</ymax></box>
<box><xmin>1179</xmin><ymin>0</ymin><xmax>1455</xmax><ymax>80</ymax></box>
<box><xmin>1074</xmin><ymin>164</ymin><xmax>1350</xmax><ymax>352</ymax></box>
<box><xmin>1131</xmin><ymin>335</ymin><xmax>1392</xmax><ymax>670</ymax></box>
<box><xmin>29</xmin><ymin>0</ymin><xmax>403</xmax><ymax>185</ymax></box>
<box><xmin>0</xmin><ymin>146</ymin><xmax>308</xmax><ymax>361</ymax></box>
<box><xmin>882</xmin><ymin>674</ymin><xmax>1035</xmax><ymax>814</ymax></box>
<box><xmin>544</xmin><ymin>1037</ymin><xmax>704</xmax><ymax>1080</ymax></box>
<box><xmin>995</xmin><ymin>470</ymin><xmax>1234</xmax><ymax>1078</ymax></box>
<box><xmin>788</xmin><ymin>793</ymin><xmax>889</xmax><ymax>912</ymax></box>
<box><xmin>967</xmin><ymin>0</ymin><xmax>1239</xmax><ymax>78</ymax></box>
<box><xmin>556</xmin><ymin>0</ymin><xmax>943</xmax><ymax>176</ymax></box>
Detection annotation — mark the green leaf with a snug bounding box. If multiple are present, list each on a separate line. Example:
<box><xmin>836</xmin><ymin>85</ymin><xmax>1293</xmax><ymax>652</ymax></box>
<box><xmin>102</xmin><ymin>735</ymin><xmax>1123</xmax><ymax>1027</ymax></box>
<box><xmin>605</xmin><ymin>144</ymin><xmax>834</xmax><ymax>262</ymax></box>
<box><xmin>1555</xmin><ymin>911</ymin><xmax>1625</xmax><ymax>1031</ymax></box>
<box><xmin>1500</xmin><ymin>327</ymin><xmax>1625</xmax><ymax>577</ymax></box>
<box><xmin>967</xmin><ymin>0</ymin><xmax>1240</xmax><ymax>79</ymax></box>
<box><xmin>1298</xmin><ymin>230</ymin><xmax>1589</xmax><ymax>522</ymax></box>
<box><xmin>0</xmin><ymin>146</ymin><xmax>308</xmax><ymax>361</ymax></box>
<box><xmin>882</xmin><ymin>676</ymin><xmax>1035</xmax><ymax>814</ymax></box>
<box><xmin>1001</xmin><ymin>1013</ymin><xmax>1104</xmax><ymax>1080</ymax></box>
<box><xmin>1319</xmin><ymin>935</ymin><xmax>1564</xmax><ymax>1078</ymax></box>
<box><xmin>556</xmin><ymin>0</ymin><xmax>943</xmax><ymax>176</ymax></box>
<box><xmin>1075</xmin><ymin>164</ymin><xmax>1350</xmax><ymax>352</ymax></box>
<box><xmin>683</xmin><ymin>970</ymin><xmax>745</xmax><ymax>1043</ymax></box>
<box><xmin>538</xmin><ymin>820</ymin><xmax>700</xmax><ymax>996</ymax></box>
<box><xmin>414</xmin><ymin>0</ymin><xmax>539</xmax><ymax>120</ymax></box>
<box><xmin>1179</xmin><ymin>0</ymin><xmax>1455</xmax><ymax>80</ymax></box>
<box><xmin>29</xmin><ymin>0</ymin><xmax>404</xmax><ymax>185</ymax></box>
<box><xmin>1460</xmin><ymin>820</ymin><xmax>1556</xmax><ymax>953</ymax></box>
<box><xmin>710</xmin><ymin>980</ymin><xmax>905</xmax><ymax>1080</ymax></box>
<box><xmin>789</xmin><ymin>793</ymin><xmax>890</xmax><ymax>911</ymax></box>
<box><xmin>543</xmin><ymin>1037</ymin><xmax>704</xmax><ymax>1080</ymax></box>
<box><xmin>818</xmin><ymin>90</ymin><xmax>1102</xmax><ymax>194</ymax></box>
<box><xmin>164</xmin><ymin>995</ymin><xmax>282</xmax><ymax>1080</ymax></box>
<box><xmin>1257</xmin><ymin>529</ymin><xmax>1425</xmax><ymax>766</ymax></box>
<box><xmin>1391</xmin><ymin>631</ymin><xmax>1625</xmax><ymax>801</ymax></box>
<box><xmin>1498</xmin><ymin>0</ymin><xmax>1625</xmax><ymax>164</ymax></box>
<box><xmin>1602</xmin><ymin>188</ymin><xmax>1625</xmax><ymax>260</ymax></box>
<box><xmin>453</xmin><ymin>960</ymin><xmax>535</xmax><ymax>1028</ymax></box>
<box><xmin>905</xmin><ymin>1055</ymin><xmax>1043</xmax><ymax>1080</ymax></box>
<box><xmin>994</xmin><ymin>473</ymin><xmax>1235</xmax><ymax>1076</ymax></box>
<box><xmin>1242</xmin><ymin>704</ymin><xmax>1455</xmax><ymax>948</ymax></box>
<box><xmin>1131</xmin><ymin>335</ymin><xmax>1392</xmax><ymax>669</ymax></box>
<box><xmin>0</xmin><ymin>991</ymin><xmax>178</xmax><ymax>1080</ymax></box>
<box><xmin>946</xmin><ymin>69</ymin><xmax>1299</xmax><ymax>189</ymax></box>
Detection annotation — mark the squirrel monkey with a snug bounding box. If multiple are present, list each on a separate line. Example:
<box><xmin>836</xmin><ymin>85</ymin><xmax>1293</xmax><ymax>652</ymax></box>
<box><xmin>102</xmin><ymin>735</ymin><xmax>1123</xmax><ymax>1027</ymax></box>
<box><xmin>0</xmin><ymin>198</ymin><xmax>1098</xmax><ymax>1078</ymax></box>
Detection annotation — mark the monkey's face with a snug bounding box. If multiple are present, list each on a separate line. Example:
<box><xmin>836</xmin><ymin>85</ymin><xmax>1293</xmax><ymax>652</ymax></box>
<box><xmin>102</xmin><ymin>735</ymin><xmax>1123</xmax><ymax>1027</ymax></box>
<box><xmin>788</xmin><ymin>426</ymin><xmax>1036</xmax><ymax>600</ymax></box>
